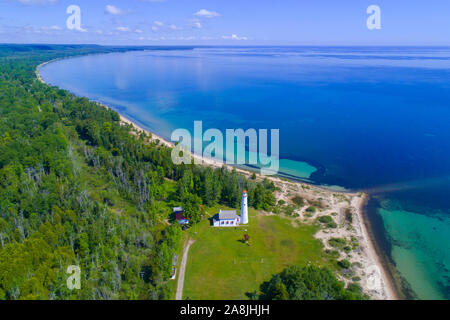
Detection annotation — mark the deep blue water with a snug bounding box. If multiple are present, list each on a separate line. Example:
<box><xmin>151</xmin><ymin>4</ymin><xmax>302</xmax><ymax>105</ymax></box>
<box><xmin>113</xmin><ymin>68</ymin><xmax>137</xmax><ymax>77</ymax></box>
<box><xmin>40</xmin><ymin>47</ymin><xmax>450</xmax><ymax>299</ymax></box>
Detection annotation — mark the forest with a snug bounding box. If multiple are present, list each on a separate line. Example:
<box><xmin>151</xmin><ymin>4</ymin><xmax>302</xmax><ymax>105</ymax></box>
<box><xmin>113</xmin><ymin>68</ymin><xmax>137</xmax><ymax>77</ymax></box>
<box><xmin>0</xmin><ymin>44</ymin><xmax>276</xmax><ymax>300</ymax></box>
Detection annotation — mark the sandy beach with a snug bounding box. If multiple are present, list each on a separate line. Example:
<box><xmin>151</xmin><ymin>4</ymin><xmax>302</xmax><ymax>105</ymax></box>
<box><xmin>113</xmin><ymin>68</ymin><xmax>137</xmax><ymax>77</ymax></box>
<box><xmin>37</xmin><ymin>63</ymin><xmax>397</xmax><ymax>300</ymax></box>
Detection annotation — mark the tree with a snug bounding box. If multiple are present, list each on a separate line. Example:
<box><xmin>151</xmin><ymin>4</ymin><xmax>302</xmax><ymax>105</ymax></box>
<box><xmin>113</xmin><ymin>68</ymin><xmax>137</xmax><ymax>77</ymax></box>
<box><xmin>259</xmin><ymin>265</ymin><xmax>367</xmax><ymax>300</ymax></box>
<box><xmin>183</xmin><ymin>193</ymin><xmax>202</xmax><ymax>223</ymax></box>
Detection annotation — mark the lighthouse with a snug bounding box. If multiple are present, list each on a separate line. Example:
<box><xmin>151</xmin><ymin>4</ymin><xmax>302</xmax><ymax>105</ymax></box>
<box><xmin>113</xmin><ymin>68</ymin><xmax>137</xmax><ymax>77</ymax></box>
<box><xmin>240</xmin><ymin>190</ymin><xmax>249</xmax><ymax>225</ymax></box>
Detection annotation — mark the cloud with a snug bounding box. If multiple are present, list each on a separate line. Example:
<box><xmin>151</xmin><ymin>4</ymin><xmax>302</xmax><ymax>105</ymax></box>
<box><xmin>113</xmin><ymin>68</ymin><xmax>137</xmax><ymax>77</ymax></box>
<box><xmin>190</xmin><ymin>19</ymin><xmax>202</xmax><ymax>29</ymax></box>
<box><xmin>194</xmin><ymin>9</ymin><xmax>220</xmax><ymax>19</ymax></box>
<box><xmin>151</xmin><ymin>21</ymin><xmax>163</xmax><ymax>31</ymax></box>
<box><xmin>116</xmin><ymin>26</ymin><xmax>131</xmax><ymax>32</ymax></box>
<box><xmin>222</xmin><ymin>34</ymin><xmax>248</xmax><ymax>41</ymax></box>
<box><xmin>41</xmin><ymin>25</ymin><xmax>61</xmax><ymax>31</ymax></box>
<box><xmin>177</xmin><ymin>36</ymin><xmax>196</xmax><ymax>41</ymax></box>
<box><xmin>169</xmin><ymin>24</ymin><xmax>181</xmax><ymax>30</ymax></box>
<box><xmin>105</xmin><ymin>5</ymin><xmax>125</xmax><ymax>15</ymax></box>
<box><xmin>135</xmin><ymin>29</ymin><xmax>143</xmax><ymax>33</ymax></box>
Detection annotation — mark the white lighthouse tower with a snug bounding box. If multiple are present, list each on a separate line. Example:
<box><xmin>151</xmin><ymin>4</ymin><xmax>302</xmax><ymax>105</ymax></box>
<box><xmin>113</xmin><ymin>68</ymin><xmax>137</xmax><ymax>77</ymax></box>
<box><xmin>240</xmin><ymin>190</ymin><xmax>249</xmax><ymax>225</ymax></box>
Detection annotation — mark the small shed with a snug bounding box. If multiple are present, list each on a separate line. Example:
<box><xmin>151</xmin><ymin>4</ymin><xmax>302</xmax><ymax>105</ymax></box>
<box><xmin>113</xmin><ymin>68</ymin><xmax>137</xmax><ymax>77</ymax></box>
<box><xmin>174</xmin><ymin>207</ymin><xmax>189</xmax><ymax>225</ymax></box>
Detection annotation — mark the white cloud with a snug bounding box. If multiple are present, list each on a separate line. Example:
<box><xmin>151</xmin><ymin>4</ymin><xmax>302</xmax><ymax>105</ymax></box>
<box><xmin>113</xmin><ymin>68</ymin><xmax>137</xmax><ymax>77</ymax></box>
<box><xmin>135</xmin><ymin>29</ymin><xmax>143</xmax><ymax>33</ymax></box>
<box><xmin>169</xmin><ymin>24</ymin><xmax>181</xmax><ymax>30</ymax></box>
<box><xmin>105</xmin><ymin>5</ymin><xmax>125</xmax><ymax>15</ymax></box>
<box><xmin>151</xmin><ymin>26</ymin><xmax>158</xmax><ymax>31</ymax></box>
<box><xmin>190</xmin><ymin>19</ymin><xmax>202</xmax><ymax>29</ymax></box>
<box><xmin>116</xmin><ymin>26</ymin><xmax>131</xmax><ymax>32</ymax></box>
<box><xmin>153</xmin><ymin>21</ymin><xmax>163</xmax><ymax>27</ymax></box>
<box><xmin>222</xmin><ymin>34</ymin><xmax>248</xmax><ymax>41</ymax></box>
<box><xmin>41</xmin><ymin>25</ymin><xmax>61</xmax><ymax>31</ymax></box>
<box><xmin>178</xmin><ymin>36</ymin><xmax>196</xmax><ymax>41</ymax></box>
<box><xmin>194</xmin><ymin>9</ymin><xmax>220</xmax><ymax>19</ymax></box>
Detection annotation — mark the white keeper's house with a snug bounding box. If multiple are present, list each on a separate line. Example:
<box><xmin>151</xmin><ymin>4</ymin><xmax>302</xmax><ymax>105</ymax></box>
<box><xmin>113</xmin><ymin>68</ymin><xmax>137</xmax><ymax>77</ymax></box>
<box><xmin>213</xmin><ymin>190</ymin><xmax>249</xmax><ymax>227</ymax></box>
<box><xmin>213</xmin><ymin>209</ymin><xmax>240</xmax><ymax>227</ymax></box>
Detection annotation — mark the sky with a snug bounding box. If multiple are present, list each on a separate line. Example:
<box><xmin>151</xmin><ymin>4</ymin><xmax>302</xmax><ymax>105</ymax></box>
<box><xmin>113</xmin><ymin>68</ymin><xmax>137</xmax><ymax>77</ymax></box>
<box><xmin>0</xmin><ymin>0</ymin><xmax>449</xmax><ymax>45</ymax></box>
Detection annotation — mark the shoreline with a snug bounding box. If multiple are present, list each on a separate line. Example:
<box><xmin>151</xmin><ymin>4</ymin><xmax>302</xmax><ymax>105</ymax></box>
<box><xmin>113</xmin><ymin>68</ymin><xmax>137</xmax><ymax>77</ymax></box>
<box><xmin>36</xmin><ymin>59</ymin><xmax>398</xmax><ymax>300</ymax></box>
<box><xmin>362</xmin><ymin>197</ymin><xmax>406</xmax><ymax>299</ymax></box>
<box><xmin>358</xmin><ymin>195</ymin><xmax>400</xmax><ymax>299</ymax></box>
<box><xmin>36</xmin><ymin>58</ymin><xmax>62</xmax><ymax>83</ymax></box>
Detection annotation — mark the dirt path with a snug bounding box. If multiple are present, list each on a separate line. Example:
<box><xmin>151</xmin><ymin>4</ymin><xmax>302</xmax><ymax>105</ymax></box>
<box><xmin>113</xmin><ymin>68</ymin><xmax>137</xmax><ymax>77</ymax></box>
<box><xmin>176</xmin><ymin>239</ymin><xmax>195</xmax><ymax>300</ymax></box>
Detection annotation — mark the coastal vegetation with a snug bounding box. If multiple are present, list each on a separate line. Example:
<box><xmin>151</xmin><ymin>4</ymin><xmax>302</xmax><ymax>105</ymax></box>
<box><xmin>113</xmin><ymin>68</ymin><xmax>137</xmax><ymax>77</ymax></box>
<box><xmin>0</xmin><ymin>45</ymin><xmax>275</xmax><ymax>299</ymax></box>
<box><xmin>257</xmin><ymin>265</ymin><xmax>367</xmax><ymax>300</ymax></box>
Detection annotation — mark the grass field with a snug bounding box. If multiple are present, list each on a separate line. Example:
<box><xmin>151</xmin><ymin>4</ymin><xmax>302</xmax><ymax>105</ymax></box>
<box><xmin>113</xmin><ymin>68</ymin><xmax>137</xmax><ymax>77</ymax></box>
<box><xmin>183</xmin><ymin>207</ymin><xmax>331</xmax><ymax>300</ymax></box>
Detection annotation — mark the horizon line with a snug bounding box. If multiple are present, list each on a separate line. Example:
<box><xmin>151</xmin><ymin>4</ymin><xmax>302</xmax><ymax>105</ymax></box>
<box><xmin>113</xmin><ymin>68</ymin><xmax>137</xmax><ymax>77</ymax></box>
<box><xmin>2</xmin><ymin>42</ymin><xmax>450</xmax><ymax>48</ymax></box>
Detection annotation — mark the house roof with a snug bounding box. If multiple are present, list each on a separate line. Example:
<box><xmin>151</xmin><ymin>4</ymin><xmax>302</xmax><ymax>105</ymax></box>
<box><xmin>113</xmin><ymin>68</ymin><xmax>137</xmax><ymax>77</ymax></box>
<box><xmin>218</xmin><ymin>210</ymin><xmax>238</xmax><ymax>220</ymax></box>
<box><xmin>176</xmin><ymin>212</ymin><xmax>188</xmax><ymax>221</ymax></box>
<box><xmin>173</xmin><ymin>206</ymin><xmax>183</xmax><ymax>213</ymax></box>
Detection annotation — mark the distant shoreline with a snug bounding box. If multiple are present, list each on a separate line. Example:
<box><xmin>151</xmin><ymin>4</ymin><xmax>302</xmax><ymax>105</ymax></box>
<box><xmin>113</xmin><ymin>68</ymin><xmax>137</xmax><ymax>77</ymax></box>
<box><xmin>37</xmin><ymin>56</ymin><xmax>398</xmax><ymax>300</ymax></box>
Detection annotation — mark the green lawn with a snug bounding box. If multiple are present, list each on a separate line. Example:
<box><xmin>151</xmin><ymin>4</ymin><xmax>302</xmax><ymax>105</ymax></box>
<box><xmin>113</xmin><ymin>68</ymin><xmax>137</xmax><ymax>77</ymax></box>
<box><xmin>183</xmin><ymin>208</ymin><xmax>330</xmax><ymax>300</ymax></box>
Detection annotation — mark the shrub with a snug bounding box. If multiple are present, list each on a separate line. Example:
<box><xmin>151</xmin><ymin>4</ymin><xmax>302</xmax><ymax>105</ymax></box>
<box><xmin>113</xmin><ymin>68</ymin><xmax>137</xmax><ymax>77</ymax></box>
<box><xmin>283</xmin><ymin>205</ymin><xmax>295</xmax><ymax>216</ymax></box>
<box><xmin>338</xmin><ymin>259</ymin><xmax>351</xmax><ymax>269</ymax></box>
<box><xmin>347</xmin><ymin>283</ymin><xmax>364</xmax><ymax>295</ymax></box>
<box><xmin>328</xmin><ymin>238</ymin><xmax>347</xmax><ymax>249</ymax></box>
<box><xmin>325</xmin><ymin>249</ymin><xmax>340</xmax><ymax>258</ymax></box>
<box><xmin>291</xmin><ymin>195</ymin><xmax>304</xmax><ymax>206</ymax></box>
<box><xmin>305</xmin><ymin>206</ymin><xmax>316</xmax><ymax>213</ymax></box>
<box><xmin>318</xmin><ymin>215</ymin><xmax>333</xmax><ymax>224</ymax></box>
<box><xmin>345</xmin><ymin>209</ymin><xmax>353</xmax><ymax>223</ymax></box>
<box><xmin>326</xmin><ymin>222</ymin><xmax>338</xmax><ymax>229</ymax></box>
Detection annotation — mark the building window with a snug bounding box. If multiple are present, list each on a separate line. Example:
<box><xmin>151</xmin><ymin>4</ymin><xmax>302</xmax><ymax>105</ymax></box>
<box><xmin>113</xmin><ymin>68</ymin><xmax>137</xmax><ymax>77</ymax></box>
<box><xmin>221</xmin><ymin>221</ymin><xmax>224</xmax><ymax>225</ymax></box>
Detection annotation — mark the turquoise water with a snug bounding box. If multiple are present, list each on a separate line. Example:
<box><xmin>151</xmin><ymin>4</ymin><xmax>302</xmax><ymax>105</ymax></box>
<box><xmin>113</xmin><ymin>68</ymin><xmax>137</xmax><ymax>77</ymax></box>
<box><xmin>379</xmin><ymin>205</ymin><xmax>450</xmax><ymax>299</ymax></box>
<box><xmin>40</xmin><ymin>47</ymin><xmax>450</xmax><ymax>299</ymax></box>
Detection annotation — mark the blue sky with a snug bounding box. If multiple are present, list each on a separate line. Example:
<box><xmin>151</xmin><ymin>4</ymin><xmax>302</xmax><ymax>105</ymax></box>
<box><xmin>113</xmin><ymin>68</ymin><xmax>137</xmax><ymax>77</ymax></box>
<box><xmin>0</xmin><ymin>0</ymin><xmax>449</xmax><ymax>45</ymax></box>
